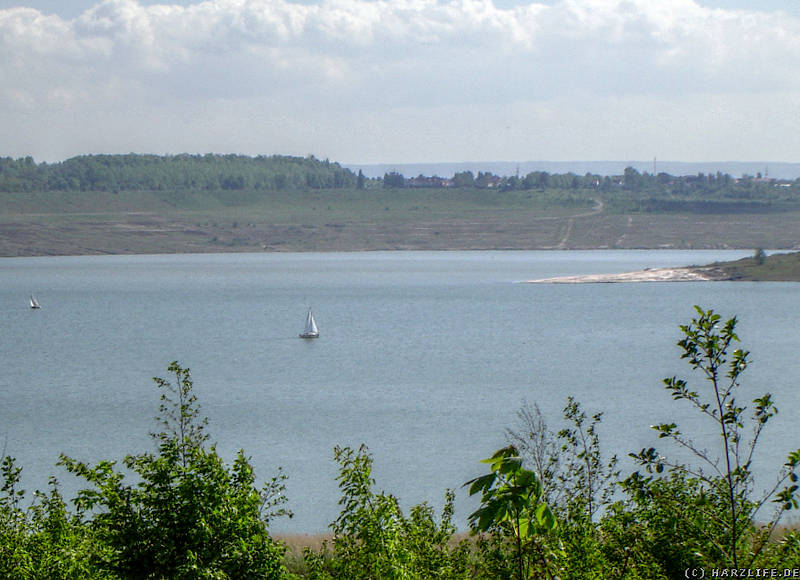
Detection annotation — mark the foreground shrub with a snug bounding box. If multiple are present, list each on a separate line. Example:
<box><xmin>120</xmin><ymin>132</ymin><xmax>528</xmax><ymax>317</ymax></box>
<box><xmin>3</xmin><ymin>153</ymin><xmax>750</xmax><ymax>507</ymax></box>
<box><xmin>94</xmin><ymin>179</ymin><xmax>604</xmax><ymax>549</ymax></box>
<box><xmin>626</xmin><ymin>306</ymin><xmax>800</xmax><ymax>571</ymax></box>
<box><xmin>0</xmin><ymin>457</ymin><xmax>102</xmax><ymax>579</ymax></box>
<box><xmin>465</xmin><ymin>445</ymin><xmax>559</xmax><ymax>579</ymax></box>
<box><xmin>60</xmin><ymin>361</ymin><xmax>290</xmax><ymax>579</ymax></box>
<box><xmin>303</xmin><ymin>444</ymin><xmax>472</xmax><ymax>579</ymax></box>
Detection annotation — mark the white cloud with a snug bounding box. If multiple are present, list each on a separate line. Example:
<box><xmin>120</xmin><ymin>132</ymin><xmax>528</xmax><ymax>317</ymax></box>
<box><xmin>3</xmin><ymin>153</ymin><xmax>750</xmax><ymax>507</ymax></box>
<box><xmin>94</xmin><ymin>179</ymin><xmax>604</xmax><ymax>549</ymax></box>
<box><xmin>1</xmin><ymin>0</ymin><xmax>799</xmax><ymax>162</ymax></box>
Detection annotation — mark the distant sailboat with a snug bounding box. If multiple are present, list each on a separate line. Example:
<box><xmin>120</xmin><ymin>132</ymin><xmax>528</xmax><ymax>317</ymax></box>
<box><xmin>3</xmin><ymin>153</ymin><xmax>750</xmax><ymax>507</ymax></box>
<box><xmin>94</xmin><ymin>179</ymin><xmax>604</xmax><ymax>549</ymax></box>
<box><xmin>29</xmin><ymin>295</ymin><xmax>41</xmax><ymax>309</ymax></box>
<box><xmin>300</xmin><ymin>307</ymin><xmax>319</xmax><ymax>338</ymax></box>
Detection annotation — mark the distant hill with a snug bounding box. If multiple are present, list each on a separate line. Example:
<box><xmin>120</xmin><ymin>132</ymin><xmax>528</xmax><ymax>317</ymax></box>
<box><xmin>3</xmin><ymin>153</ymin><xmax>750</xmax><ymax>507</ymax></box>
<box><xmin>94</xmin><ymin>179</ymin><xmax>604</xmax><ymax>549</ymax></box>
<box><xmin>4</xmin><ymin>153</ymin><xmax>800</xmax><ymax>257</ymax></box>
<box><xmin>349</xmin><ymin>161</ymin><xmax>800</xmax><ymax>180</ymax></box>
<box><xmin>0</xmin><ymin>154</ymin><xmax>357</xmax><ymax>193</ymax></box>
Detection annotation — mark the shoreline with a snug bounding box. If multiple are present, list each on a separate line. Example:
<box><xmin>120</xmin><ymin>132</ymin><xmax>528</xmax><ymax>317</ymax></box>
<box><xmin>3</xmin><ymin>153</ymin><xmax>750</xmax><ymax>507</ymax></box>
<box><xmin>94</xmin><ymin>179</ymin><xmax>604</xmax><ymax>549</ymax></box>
<box><xmin>525</xmin><ymin>266</ymin><xmax>720</xmax><ymax>284</ymax></box>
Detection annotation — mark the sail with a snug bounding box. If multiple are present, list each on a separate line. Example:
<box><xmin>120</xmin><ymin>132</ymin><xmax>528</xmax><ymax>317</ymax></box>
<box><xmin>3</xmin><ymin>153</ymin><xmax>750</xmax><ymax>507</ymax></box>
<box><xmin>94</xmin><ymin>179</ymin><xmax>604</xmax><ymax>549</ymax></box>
<box><xmin>30</xmin><ymin>295</ymin><xmax>40</xmax><ymax>309</ymax></box>
<box><xmin>304</xmin><ymin>308</ymin><xmax>318</xmax><ymax>335</ymax></box>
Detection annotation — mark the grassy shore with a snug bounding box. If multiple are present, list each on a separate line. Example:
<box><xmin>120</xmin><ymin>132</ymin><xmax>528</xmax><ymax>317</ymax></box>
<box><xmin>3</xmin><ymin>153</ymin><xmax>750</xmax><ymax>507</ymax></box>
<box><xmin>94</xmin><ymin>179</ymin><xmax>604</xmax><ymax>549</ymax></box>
<box><xmin>276</xmin><ymin>532</ymin><xmax>474</xmax><ymax>576</ymax></box>
<box><xmin>699</xmin><ymin>250</ymin><xmax>800</xmax><ymax>281</ymax></box>
<box><xmin>274</xmin><ymin>534</ymin><xmax>329</xmax><ymax>576</ymax></box>
<box><xmin>4</xmin><ymin>186</ymin><xmax>800</xmax><ymax>257</ymax></box>
<box><xmin>275</xmin><ymin>525</ymin><xmax>799</xmax><ymax>575</ymax></box>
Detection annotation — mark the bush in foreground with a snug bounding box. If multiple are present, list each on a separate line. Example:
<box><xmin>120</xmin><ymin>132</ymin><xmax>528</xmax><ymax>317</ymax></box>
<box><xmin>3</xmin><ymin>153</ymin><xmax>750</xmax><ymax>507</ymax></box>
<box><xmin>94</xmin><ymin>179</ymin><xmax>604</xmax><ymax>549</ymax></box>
<box><xmin>60</xmin><ymin>362</ymin><xmax>290</xmax><ymax>579</ymax></box>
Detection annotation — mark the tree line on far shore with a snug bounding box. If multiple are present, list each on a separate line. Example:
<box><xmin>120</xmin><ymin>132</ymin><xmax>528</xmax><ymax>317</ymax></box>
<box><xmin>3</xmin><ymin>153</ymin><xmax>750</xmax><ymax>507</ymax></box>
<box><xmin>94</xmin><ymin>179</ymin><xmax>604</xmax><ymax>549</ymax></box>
<box><xmin>2</xmin><ymin>154</ymin><xmax>799</xmax><ymax>207</ymax></box>
<box><xmin>0</xmin><ymin>154</ymin><xmax>357</xmax><ymax>193</ymax></box>
<box><xmin>383</xmin><ymin>166</ymin><xmax>800</xmax><ymax>206</ymax></box>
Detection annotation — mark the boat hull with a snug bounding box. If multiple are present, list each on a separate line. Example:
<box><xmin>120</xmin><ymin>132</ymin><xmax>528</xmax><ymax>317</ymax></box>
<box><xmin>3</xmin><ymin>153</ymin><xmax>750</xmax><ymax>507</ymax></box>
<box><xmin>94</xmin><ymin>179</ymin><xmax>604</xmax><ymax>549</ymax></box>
<box><xmin>299</xmin><ymin>333</ymin><xmax>319</xmax><ymax>339</ymax></box>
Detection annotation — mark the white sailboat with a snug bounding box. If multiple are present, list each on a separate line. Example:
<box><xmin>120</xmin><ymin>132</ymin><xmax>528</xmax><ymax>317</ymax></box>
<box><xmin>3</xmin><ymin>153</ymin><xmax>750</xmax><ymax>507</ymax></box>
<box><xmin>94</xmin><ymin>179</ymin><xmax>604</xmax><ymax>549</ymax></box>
<box><xmin>29</xmin><ymin>295</ymin><xmax>41</xmax><ymax>309</ymax></box>
<box><xmin>299</xmin><ymin>307</ymin><xmax>319</xmax><ymax>338</ymax></box>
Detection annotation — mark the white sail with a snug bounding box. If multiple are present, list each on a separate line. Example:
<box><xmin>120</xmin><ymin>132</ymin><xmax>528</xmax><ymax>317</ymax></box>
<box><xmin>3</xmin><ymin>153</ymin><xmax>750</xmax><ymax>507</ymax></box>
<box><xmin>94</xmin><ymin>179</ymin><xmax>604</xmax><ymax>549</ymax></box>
<box><xmin>29</xmin><ymin>295</ymin><xmax>40</xmax><ymax>309</ymax></box>
<box><xmin>300</xmin><ymin>307</ymin><xmax>319</xmax><ymax>338</ymax></box>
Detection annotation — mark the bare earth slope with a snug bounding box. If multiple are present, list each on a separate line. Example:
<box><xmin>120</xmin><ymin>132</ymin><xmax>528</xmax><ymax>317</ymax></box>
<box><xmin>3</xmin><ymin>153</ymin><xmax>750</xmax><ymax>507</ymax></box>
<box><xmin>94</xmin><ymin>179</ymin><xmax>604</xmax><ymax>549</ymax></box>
<box><xmin>5</xmin><ymin>188</ymin><xmax>800</xmax><ymax>258</ymax></box>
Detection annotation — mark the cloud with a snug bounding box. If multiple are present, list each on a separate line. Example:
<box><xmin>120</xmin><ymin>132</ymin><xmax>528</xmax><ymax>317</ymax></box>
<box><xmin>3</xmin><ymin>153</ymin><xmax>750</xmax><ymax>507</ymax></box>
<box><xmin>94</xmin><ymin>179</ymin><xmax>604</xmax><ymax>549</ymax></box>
<box><xmin>1</xmin><ymin>0</ymin><xmax>800</xmax><ymax>162</ymax></box>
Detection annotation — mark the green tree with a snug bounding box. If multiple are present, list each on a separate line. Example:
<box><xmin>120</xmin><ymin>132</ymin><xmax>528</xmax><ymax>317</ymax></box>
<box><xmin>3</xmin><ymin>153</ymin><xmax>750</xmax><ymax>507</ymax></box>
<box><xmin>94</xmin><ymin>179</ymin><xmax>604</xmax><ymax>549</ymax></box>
<box><xmin>627</xmin><ymin>306</ymin><xmax>800</xmax><ymax>569</ymax></box>
<box><xmin>465</xmin><ymin>446</ymin><xmax>558</xmax><ymax>579</ymax></box>
<box><xmin>475</xmin><ymin>171</ymin><xmax>499</xmax><ymax>189</ymax></box>
<box><xmin>60</xmin><ymin>361</ymin><xmax>289</xmax><ymax>579</ymax></box>
<box><xmin>507</xmin><ymin>398</ymin><xmax>619</xmax><ymax>522</ymax></box>
<box><xmin>383</xmin><ymin>172</ymin><xmax>405</xmax><ymax>188</ymax></box>
<box><xmin>0</xmin><ymin>457</ymin><xmax>101</xmax><ymax>579</ymax></box>
<box><xmin>452</xmin><ymin>171</ymin><xmax>475</xmax><ymax>188</ymax></box>
<box><xmin>506</xmin><ymin>400</ymin><xmax>620</xmax><ymax>579</ymax></box>
<box><xmin>303</xmin><ymin>444</ymin><xmax>470</xmax><ymax>579</ymax></box>
<box><xmin>623</xmin><ymin>166</ymin><xmax>643</xmax><ymax>191</ymax></box>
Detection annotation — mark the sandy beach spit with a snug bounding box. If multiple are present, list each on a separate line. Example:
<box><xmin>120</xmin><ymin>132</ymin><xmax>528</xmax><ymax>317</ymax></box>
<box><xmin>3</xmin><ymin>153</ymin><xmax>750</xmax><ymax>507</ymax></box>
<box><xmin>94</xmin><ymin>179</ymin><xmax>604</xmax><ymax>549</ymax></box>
<box><xmin>526</xmin><ymin>267</ymin><xmax>717</xmax><ymax>284</ymax></box>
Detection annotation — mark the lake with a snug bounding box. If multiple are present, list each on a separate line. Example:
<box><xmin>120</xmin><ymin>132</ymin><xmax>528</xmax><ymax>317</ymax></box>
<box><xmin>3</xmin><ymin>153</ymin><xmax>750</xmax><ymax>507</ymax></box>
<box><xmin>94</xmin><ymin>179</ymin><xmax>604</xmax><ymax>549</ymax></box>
<box><xmin>2</xmin><ymin>249</ymin><xmax>799</xmax><ymax>533</ymax></box>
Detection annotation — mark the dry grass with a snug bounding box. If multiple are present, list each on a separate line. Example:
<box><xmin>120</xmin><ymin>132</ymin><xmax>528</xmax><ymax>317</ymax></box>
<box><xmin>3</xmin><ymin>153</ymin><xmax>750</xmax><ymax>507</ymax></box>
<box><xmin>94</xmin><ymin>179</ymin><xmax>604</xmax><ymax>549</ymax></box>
<box><xmin>274</xmin><ymin>531</ymin><xmax>475</xmax><ymax>574</ymax></box>
<box><xmin>276</xmin><ymin>533</ymin><xmax>331</xmax><ymax>554</ymax></box>
<box><xmin>274</xmin><ymin>533</ymin><xmax>331</xmax><ymax>575</ymax></box>
<box><xmin>771</xmin><ymin>520</ymin><xmax>800</xmax><ymax>538</ymax></box>
<box><xmin>6</xmin><ymin>186</ymin><xmax>800</xmax><ymax>256</ymax></box>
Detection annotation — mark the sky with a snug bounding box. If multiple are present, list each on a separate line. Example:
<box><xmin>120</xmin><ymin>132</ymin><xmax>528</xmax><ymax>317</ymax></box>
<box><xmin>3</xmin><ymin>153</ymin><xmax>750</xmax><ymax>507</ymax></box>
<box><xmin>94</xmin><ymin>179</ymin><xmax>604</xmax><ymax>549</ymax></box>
<box><xmin>1</xmin><ymin>0</ymin><xmax>800</xmax><ymax>165</ymax></box>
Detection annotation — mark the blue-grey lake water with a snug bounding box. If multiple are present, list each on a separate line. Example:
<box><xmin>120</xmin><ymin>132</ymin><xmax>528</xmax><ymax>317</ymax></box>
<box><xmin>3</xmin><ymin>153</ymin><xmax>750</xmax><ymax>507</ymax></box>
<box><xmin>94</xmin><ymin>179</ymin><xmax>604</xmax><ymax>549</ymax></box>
<box><xmin>2</xmin><ymin>250</ymin><xmax>799</xmax><ymax>533</ymax></box>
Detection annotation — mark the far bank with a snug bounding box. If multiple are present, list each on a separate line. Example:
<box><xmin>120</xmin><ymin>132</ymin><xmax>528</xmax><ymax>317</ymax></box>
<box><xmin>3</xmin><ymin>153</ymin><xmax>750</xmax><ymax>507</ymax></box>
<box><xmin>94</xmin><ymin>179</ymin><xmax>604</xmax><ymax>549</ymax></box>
<box><xmin>526</xmin><ymin>250</ymin><xmax>800</xmax><ymax>283</ymax></box>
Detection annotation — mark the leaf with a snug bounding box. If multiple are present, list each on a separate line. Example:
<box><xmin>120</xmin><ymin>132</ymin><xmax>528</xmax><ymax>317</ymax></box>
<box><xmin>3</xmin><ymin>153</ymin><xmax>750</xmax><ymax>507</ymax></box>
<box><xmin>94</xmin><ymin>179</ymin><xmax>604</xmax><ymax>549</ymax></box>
<box><xmin>517</xmin><ymin>516</ymin><xmax>530</xmax><ymax>539</ymax></box>
<box><xmin>535</xmin><ymin>503</ymin><xmax>557</xmax><ymax>530</ymax></box>
<box><xmin>465</xmin><ymin>473</ymin><xmax>496</xmax><ymax>496</ymax></box>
